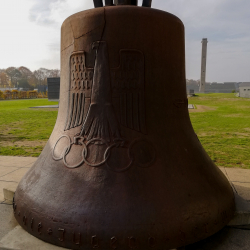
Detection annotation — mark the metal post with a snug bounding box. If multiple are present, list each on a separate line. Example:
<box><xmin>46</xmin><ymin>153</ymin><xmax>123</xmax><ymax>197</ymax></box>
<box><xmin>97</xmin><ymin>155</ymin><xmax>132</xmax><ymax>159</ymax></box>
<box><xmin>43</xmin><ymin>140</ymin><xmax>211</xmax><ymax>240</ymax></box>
<box><xmin>93</xmin><ymin>0</ymin><xmax>103</xmax><ymax>8</ymax></box>
<box><xmin>142</xmin><ymin>0</ymin><xmax>152</xmax><ymax>7</ymax></box>
<box><xmin>105</xmin><ymin>0</ymin><xmax>113</xmax><ymax>6</ymax></box>
<box><xmin>114</xmin><ymin>0</ymin><xmax>132</xmax><ymax>5</ymax></box>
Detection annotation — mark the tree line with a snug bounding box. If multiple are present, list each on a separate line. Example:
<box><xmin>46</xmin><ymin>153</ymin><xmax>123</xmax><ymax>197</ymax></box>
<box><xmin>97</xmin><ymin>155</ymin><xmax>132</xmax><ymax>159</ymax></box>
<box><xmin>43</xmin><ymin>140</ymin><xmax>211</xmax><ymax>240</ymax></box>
<box><xmin>0</xmin><ymin>67</ymin><xmax>202</xmax><ymax>90</ymax></box>
<box><xmin>0</xmin><ymin>66</ymin><xmax>60</xmax><ymax>89</ymax></box>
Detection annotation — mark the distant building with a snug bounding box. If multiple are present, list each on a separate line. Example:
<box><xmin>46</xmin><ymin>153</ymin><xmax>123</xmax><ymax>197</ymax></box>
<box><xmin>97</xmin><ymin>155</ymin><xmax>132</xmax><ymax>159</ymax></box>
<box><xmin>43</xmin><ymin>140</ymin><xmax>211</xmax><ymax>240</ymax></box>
<box><xmin>186</xmin><ymin>79</ymin><xmax>199</xmax><ymax>93</ymax></box>
<box><xmin>189</xmin><ymin>89</ymin><xmax>195</xmax><ymax>95</ymax></box>
<box><xmin>186</xmin><ymin>84</ymin><xmax>199</xmax><ymax>93</ymax></box>
<box><xmin>239</xmin><ymin>82</ymin><xmax>250</xmax><ymax>98</ymax></box>
<box><xmin>205</xmin><ymin>82</ymin><xmax>236</xmax><ymax>93</ymax></box>
<box><xmin>186</xmin><ymin>82</ymin><xmax>237</xmax><ymax>94</ymax></box>
<box><xmin>224</xmin><ymin>82</ymin><xmax>240</xmax><ymax>92</ymax></box>
<box><xmin>47</xmin><ymin>77</ymin><xmax>60</xmax><ymax>101</ymax></box>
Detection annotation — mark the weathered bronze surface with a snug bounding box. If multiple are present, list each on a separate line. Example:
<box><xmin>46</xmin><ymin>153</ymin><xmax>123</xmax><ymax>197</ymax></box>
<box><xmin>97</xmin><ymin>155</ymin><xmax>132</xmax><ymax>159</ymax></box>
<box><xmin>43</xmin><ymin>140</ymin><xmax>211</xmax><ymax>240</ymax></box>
<box><xmin>14</xmin><ymin>1</ymin><xmax>235</xmax><ymax>249</ymax></box>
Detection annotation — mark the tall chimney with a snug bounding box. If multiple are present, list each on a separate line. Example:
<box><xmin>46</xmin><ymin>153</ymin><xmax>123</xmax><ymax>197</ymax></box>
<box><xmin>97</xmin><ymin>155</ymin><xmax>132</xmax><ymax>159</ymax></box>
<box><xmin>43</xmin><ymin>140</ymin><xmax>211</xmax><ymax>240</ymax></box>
<box><xmin>200</xmin><ymin>38</ymin><xmax>208</xmax><ymax>93</ymax></box>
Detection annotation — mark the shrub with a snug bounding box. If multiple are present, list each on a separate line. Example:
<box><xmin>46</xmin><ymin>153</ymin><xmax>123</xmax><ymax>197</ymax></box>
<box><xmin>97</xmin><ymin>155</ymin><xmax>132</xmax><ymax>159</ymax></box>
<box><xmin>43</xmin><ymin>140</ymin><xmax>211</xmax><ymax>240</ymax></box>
<box><xmin>0</xmin><ymin>90</ymin><xmax>45</xmax><ymax>100</ymax></box>
<box><xmin>4</xmin><ymin>90</ymin><xmax>11</xmax><ymax>100</ymax></box>
<box><xmin>37</xmin><ymin>92</ymin><xmax>48</xmax><ymax>98</ymax></box>
<box><xmin>37</xmin><ymin>93</ymin><xmax>44</xmax><ymax>98</ymax></box>
<box><xmin>19</xmin><ymin>91</ymin><xmax>27</xmax><ymax>99</ymax></box>
<box><xmin>11</xmin><ymin>90</ymin><xmax>19</xmax><ymax>99</ymax></box>
<box><xmin>27</xmin><ymin>90</ymin><xmax>38</xmax><ymax>99</ymax></box>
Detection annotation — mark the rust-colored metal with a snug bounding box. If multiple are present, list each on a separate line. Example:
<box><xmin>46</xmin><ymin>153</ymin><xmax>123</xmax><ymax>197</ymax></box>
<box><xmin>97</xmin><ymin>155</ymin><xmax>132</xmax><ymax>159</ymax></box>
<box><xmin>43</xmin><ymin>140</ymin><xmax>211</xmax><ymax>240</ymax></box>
<box><xmin>13</xmin><ymin>1</ymin><xmax>235</xmax><ymax>249</ymax></box>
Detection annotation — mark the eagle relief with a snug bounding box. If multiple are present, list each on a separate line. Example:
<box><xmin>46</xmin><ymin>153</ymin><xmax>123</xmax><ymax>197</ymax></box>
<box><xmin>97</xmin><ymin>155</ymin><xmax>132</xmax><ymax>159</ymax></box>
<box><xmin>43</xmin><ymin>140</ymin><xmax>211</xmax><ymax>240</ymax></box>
<box><xmin>52</xmin><ymin>41</ymin><xmax>156</xmax><ymax>172</ymax></box>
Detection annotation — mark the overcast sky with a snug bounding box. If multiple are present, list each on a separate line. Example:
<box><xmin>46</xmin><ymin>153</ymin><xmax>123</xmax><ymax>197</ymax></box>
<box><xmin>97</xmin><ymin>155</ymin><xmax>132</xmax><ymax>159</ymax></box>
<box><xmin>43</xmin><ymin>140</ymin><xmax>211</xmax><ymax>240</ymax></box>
<box><xmin>0</xmin><ymin>0</ymin><xmax>250</xmax><ymax>82</ymax></box>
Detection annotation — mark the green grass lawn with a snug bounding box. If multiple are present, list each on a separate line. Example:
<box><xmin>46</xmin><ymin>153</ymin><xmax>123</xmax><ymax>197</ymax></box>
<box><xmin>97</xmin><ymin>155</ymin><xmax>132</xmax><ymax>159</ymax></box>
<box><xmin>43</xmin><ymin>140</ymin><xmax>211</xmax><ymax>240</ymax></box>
<box><xmin>0</xmin><ymin>99</ymin><xmax>58</xmax><ymax>157</ymax></box>
<box><xmin>0</xmin><ymin>94</ymin><xmax>249</xmax><ymax>169</ymax></box>
<box><xmin>189</xmin><ymin>93</ymin><xmax>250</xmax><ymax>169</ymax></box>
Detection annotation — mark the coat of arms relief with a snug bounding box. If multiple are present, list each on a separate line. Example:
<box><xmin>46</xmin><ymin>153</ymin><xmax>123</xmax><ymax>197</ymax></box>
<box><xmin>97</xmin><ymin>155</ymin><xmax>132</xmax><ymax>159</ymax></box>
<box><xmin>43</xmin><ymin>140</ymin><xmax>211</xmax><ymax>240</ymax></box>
<box><xmin>53</xmin><ymin>41</ymin><xmax>155</xmax><ymax>171</ymax></box>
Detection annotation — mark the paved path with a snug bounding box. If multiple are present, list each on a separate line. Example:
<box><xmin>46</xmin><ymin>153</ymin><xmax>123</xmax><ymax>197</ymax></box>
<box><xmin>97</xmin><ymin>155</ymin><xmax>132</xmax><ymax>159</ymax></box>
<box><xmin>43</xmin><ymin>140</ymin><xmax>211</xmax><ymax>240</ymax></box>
<box><xmin>0</xmin><ymin>156</ymin><xmax>36</xmax><ymax>204</ymax></box>
<box><xmin>220</xmin><ymin>167</ymin><xmax>250</xmax><ymax>201</ymax></box>
<box><xmin>0</xmin><ymin>156</ymin><xmax>37</xmax><ymax>244</ymax></box>
<box><xmin>30</xmin><ymin>105</ymin><xmax>59</xmax><ymax>108</ymax></box>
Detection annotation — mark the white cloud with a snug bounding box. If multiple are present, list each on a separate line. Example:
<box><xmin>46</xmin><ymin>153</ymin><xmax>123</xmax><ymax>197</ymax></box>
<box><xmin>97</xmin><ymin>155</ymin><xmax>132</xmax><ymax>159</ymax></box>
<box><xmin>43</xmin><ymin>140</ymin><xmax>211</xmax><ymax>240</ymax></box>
<box><xmin>29</xmin><ymin>0</ymin><xmax>93</xmax><ymax>26</ymax></box>
<box><xmin>0</xmin><ymin>0</ymin><xmax>59</xmax><ymax>70</ymax></box>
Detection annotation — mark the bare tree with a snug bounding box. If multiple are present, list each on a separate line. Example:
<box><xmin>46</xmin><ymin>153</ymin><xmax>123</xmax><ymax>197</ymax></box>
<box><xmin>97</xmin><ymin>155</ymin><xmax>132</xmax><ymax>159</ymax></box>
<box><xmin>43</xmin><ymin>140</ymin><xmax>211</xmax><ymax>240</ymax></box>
<box><xmin>34</xmin><ymin>68</ymin><xmax>60</xmax><ymax>86</ymax></box>
<box><xmin>5</xmin><ymin>67</ymin><xmax>22</xmax><ymax>87</ymax></box>
<box><xmin>18</xmin><ymin>66</ymin><xmax>38</xmax><ymax>88</ymax></box>
<box><xmin>0</xmin><ymin>72</ymin><xmax>9</xmax><ymax>88</ymax></box>
<box><xmin>49</xmin><ymin>69</ymin><xmax>60</xmax><ymax>77</ymax></box>
<box><xmin>0</xmin><ymin>67</ymin><xmax>60</xmax><ymax>89</ymax></box>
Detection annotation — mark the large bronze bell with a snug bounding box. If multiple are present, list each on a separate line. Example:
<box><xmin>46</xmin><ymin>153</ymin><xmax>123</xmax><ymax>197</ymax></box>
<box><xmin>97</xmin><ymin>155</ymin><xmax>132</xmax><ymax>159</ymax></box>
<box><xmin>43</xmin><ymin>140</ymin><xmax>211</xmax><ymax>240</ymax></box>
<box><xmin>13</xmin><ymin>0</ymin><xmax>235</xmax><ymax>249</ymax></box>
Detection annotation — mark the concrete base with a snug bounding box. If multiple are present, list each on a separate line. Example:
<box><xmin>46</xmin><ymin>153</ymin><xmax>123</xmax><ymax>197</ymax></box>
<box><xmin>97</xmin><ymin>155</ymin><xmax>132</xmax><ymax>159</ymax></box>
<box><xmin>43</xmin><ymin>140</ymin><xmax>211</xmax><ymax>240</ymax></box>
<box><xmin>188</xmin><ymin>104</ymin><xmax>194</xmax><ymax>109</ymax></box>
<box><xmin>0</xmin><ymin>203</ymin><xmax>18</xmax><ymax>241</ymax></box>
<box><xmin>1</xmin><ymin>183</ymin><xmax>17</xmax><ymax>205</ymax></box>
<box><xmin>185</xmin><ymin>227</ymin><xmax>250</xmax><ymax>250</ymax></box>
<box><xmin>0</xmin><ymin>225</ymin><xmax>249</xmax><ymax>250</ymax></box>
<box><xmin>0</xmin><ymin>226</ymin><xmax>69</xmax><ymax>250</ymax></box>
<box><xmin>228</xmin><ymin>193</ymin><xmax>250</xmax><ymax>228</ymax></box>
<box><xmin>0</xmin><ymin>243</ymin><xmax>19</xmax><ymax>250</ymax></box>
<box><xmin>3</xmin><ymin>186</ymin><xmax>16</xmax><ymax>203</ymax></box>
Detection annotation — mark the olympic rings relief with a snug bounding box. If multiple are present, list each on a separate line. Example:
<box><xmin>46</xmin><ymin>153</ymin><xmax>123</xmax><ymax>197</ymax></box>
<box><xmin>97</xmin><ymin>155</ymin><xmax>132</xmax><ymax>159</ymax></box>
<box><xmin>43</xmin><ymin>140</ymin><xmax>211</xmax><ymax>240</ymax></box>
<box><xmin>52</xmin><ymin>135</ymin><xmax>156</xmax><ymax>172</ymax></box>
